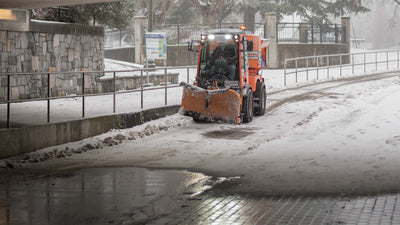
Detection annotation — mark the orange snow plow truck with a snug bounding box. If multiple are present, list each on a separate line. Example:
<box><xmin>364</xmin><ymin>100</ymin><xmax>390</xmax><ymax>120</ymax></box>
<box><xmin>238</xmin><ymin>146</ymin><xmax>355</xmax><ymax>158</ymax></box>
<box><xmin>180</xmin><ymin>26</ymin><xmax>269</xmax><ymax>124</ymax></box>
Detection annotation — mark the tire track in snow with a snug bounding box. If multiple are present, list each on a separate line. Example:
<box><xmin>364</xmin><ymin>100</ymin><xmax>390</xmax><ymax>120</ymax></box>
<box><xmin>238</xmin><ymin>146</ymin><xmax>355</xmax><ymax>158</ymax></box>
<box><xmin>265</xmin><ymin>71</ymin><xmax>400</xmax><ymax>114</ymax></box>
<box><xmin>242</xmin><ymin>71</ymin><xmax>400</xmax><ymax>152</ymax></box>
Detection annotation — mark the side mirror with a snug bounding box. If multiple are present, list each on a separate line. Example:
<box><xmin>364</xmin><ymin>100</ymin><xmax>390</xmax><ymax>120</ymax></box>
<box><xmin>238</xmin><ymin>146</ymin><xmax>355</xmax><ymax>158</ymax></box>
<box><xmin>188</xmin><ymin>40</ymin><xmax>200</xmax><ymax>52</ymax></box>
<box><xmin>241</xmin><ymin>36</ymin><xmax>247</xmax><ymax>51</ymax></box>
<box><xmin>247</xmin><ymin>41</ymin><xmax>254</xmax><ymax>51</ymax></box>
<box><xmin>241</xmin><ymin>41</ymin><xmax>247</xmax><ymax>52</ymax></box>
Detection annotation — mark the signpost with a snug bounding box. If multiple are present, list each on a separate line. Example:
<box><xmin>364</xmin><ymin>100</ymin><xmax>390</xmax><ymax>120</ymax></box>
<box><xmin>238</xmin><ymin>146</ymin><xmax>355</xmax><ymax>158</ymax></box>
<box><xmin>145</xmin><ymin>32</ymin><xmax>167</xmax><ymax>85</ymax></box>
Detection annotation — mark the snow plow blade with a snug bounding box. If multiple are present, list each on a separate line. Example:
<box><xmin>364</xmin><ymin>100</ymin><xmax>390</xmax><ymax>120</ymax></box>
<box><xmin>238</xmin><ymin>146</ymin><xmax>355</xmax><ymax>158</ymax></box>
<box><xmin>180</xmin><ymin>82</ymin><xmax>242</xmax><ymax>124</ymax></box>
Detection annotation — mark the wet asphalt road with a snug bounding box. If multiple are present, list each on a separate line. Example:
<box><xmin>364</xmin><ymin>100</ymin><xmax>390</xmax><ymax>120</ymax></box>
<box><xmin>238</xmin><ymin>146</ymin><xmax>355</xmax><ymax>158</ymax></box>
<box><xmin>0</xmin><ymin>167</ymin><xmax>213</xmax><ymax>225</ymax></box>
<box><xmin>2</xmin><ymin>167</ymin><xmax>400</xmax><ymax>225</ymax></box>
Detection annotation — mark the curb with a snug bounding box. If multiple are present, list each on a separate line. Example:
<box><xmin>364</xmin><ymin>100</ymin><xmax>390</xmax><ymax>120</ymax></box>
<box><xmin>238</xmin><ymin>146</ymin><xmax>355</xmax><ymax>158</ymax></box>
<box><xmin>0</xmin><ymin>105</ymin><xmax>180</xmax><ymax>159</ymax></box>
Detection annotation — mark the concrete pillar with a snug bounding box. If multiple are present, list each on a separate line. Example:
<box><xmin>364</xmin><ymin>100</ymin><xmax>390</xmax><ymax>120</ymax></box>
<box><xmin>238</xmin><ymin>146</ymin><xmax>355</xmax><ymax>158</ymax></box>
<box><xmin>341</xmin><ymin>16</ymin><xmax>350</xmax><ymax>46</ymax></box>
<box><xmin>264</xmin><ymin>13</ymin><xmax>279</xmax><ymax>69</ymax></box>
<box><xmin>134</xmin><ymin>16</ymin><xmax>147</xmax><ymax>64</ymax></box>
<box><xmin>299</xmin><ymin>23</ymin><xmax>309</xmax><ymax>43</ymax></box>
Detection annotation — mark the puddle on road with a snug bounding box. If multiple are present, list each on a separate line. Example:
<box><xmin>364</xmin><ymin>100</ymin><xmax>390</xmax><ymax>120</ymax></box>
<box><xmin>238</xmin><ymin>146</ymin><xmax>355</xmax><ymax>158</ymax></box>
<box><xmin>0</xmin><ymin>167</ymin><xmax>213</xmax><ymax>225</ymax></box>
<box><xmin>202</xmin><ymin>127</ymin><xmax>257</xmax><ymax>140</ymax></box>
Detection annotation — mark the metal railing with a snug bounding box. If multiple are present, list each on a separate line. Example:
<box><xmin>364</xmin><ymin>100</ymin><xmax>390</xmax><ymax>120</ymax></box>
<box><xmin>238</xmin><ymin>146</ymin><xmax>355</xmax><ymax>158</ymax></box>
<box><xmin>0</xmin><ymin>66</ymin><xmax>196</xmax><ymax>129</ymax></box>
<box><xmin>277</xmin><ymin>23</ymin><xmax>343</xmax><ymax>44</ymax></box>
<box><xmin>284</xmin><ymin>49</ymin><xmax>400</xmax><ymax>86</ymax></box>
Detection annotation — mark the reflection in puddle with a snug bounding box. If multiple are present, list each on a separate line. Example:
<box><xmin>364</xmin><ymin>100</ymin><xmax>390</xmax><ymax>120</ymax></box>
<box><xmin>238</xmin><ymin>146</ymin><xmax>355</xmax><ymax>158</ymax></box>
<box><xmin>0</xmin><ymin>167</ymin><xmax>210</xmax><ymax>225</ymax></box>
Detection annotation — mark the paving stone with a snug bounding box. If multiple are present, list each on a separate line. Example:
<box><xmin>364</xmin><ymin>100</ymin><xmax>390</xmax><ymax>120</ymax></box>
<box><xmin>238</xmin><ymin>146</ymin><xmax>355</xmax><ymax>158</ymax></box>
<box><xmin>153</xmin><ymin>193</ymin><xmax>400</xmax><ymax>225</ymax></box>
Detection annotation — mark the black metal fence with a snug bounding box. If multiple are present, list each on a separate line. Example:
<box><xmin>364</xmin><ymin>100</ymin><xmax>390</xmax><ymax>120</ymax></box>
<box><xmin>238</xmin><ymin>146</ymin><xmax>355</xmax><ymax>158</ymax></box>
<box><xmin>277</xmin><ymin>23</ymin><xmax>343</xmax><ymax>44</ymax></box>
<box><xmin>105</xmin><ymin>22</ymin><xmax>344</xmax><ymax>48</ymax></box>
<box><xmin>105</xmin><ymin>26</ymin><xmax>135</xmax><ymax>49</ymax></box>
<box><xmin>105</xmin><ymin>23</ymin><xmax>265</xmax><ymax>48</ymax></box>
<box><xmin>153</xmin><ymin>23</ymin><xmax>265</xmax><ymax>45</ymax></box>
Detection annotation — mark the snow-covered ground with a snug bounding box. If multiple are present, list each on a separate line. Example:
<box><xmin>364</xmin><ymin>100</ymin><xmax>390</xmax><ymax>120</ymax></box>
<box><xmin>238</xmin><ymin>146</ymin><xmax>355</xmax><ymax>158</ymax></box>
<box><xmin>2</xmin><ymin>51</ymin><xmax>400</xmax><ymax>196</ymax></box>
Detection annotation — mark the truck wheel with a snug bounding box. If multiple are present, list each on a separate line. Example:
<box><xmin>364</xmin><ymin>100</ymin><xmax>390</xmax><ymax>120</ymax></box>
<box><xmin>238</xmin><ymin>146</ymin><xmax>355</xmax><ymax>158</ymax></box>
<box><xmin>242</xmin><ymin>88</ymin><xmax>254</xmax><ymax>123</ymax></box>
<box><xmin>254</xmin><ymin>82</ymin><xmax>266</xmax><ymax>116</ymax></box>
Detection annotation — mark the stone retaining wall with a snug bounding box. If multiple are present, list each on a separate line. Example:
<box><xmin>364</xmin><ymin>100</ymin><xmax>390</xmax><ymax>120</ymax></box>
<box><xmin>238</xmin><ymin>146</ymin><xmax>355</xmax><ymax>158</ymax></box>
<box><xmin>99</xmin><ymin>73</ymin><xmax>179</xmax><ymax>93</ymax></box>
<box><xmin>277</xmin><ymin>44</ymin><xmax>350</xmax><ymax>68</ymax></box>
<box><xmin>0</xmin><ymin>20</ymin><xmax>104</xmax><ymax>100</ymax></box>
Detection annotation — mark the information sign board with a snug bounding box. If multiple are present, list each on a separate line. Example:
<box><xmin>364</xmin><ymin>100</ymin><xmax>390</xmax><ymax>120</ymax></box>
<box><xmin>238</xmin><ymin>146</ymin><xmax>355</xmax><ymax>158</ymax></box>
<box><xmin>145</xmin><ymin>33</ymin><xmax>167</xmax><ymax>60</ymax></box>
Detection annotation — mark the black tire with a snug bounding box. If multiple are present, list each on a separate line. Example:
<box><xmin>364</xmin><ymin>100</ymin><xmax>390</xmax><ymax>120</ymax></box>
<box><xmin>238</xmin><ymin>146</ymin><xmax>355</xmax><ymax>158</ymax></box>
<box><xmin>242</xmin><ymin>88</ymin><xmax>254</xmax><ymax>123</ymax></box>
<box><xmin>193</xmin><ymin>117</ymin><xmax>205</xmax><ymax>123</ymax></box>
<box><xmin>254</xmin><ymin>82</ymin><xmax>266</xmax><ymax>116</ymax></box>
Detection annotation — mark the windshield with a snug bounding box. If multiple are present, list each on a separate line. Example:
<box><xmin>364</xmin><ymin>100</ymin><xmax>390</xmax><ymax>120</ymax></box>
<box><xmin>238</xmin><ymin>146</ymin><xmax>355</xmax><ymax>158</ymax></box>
<box><xmin>198</xmin><ymin>34</ymin><xmax>239</xmax><ymax>83</ymax></box>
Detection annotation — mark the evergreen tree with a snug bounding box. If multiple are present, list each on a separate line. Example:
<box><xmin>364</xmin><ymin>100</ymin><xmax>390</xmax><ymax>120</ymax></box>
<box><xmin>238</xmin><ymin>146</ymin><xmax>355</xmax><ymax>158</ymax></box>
<box><xmin>326</xmin><ymin>0</ymin><xmax>369</xmax><ymax>18</ymax></box>
<box><xmin>32</xmin><ymin>1</ymin><xmax>135</xmax><ymax>30</ymax></box>
<box><xmin>242</xmin><ymin>0</ymin><xmax>369</xmax><ymax>25</ymax></box>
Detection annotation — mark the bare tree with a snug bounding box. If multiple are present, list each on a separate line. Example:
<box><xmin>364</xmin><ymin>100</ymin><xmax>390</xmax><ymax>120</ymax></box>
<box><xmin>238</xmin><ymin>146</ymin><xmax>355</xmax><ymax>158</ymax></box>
<box><xmin>390</xmin><ymin>0</ymin><xmax>400</xmax><ymax>27</ymax></box>
<box><xmin>151</xmin><ymin>0</ymin><xmax>175</xmax><ymax>25</ymax></box>
<box><xmin>189</xmin><ymin>0</ymin><xmax>226</xmax><ymax>24</ymax></box>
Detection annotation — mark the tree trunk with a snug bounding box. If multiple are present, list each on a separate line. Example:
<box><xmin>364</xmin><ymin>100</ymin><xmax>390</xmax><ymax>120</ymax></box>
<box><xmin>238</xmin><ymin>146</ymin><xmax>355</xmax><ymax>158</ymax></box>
<box><xmin>243</xmin><ymin>6</ymin><xmax>257</xmax><ymax>33</ymax></box>
<box><xmin>201</xmin><ymin>11</ymin><xmax>217</xmax><ymax>25</ymax></box>
<box><xmin>190</xmin><ymin>0</ymin><xmax>224</xmax><ymax>25</ymax></box>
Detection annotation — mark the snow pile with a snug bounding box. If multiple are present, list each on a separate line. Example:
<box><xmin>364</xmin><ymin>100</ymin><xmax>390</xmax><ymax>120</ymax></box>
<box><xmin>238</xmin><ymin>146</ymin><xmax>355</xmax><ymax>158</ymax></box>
<box><xmin>105</xmin><ymin>58</ymin><xmax>144</xmax><ymax>71</ymax></box>
<box><xmin>2</xmin><ymin>114</ymin><xmax>192</xmax><ymax>169</ymax></box>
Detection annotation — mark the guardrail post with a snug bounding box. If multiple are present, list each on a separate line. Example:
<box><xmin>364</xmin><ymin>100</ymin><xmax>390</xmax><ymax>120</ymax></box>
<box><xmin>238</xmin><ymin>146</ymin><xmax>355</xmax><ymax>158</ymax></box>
<box><xmin>340</xmin><ymin>55</ymin><xmax>342</xmax><ymax>76</ymax></box>
<box><xmin>327</xmin><ymin>56</ymin><xmax>330</xmax><ymax>78</ymax></box>
<box><xmin>364</xmin><ymin>52</ymin><xmax>366</xmax><ymax>73</ymax></box>
<box><xmin>140</xmin><ymin>70</ymin><xmax>144</xmax><ymax>109</ymax></box>
<box><xmin>7</xmin><ymin>74</ymin><xmax>10</xmax><ymax>129</ymax></box>
<box><xmin>164</xmin><ymin>68</ymin><xmax>168</xmax><ymax>105</ymax></box>
<box><xmin>387</xmin><ymin>51</ymin><xmax>389</xmax><ymax>70</ymax></box>
<box><xmin>295</xmin><ymin>59</ymin><xmax>298</xmax><ymax>83</ymax></box>
<box><xmin>284</xmin><ymin>59</ymin><xmax>287</xmax><ymax>86</ymax></box>
<box><xmin>47</xmin><ymin>73</ymin><xmax>51</xmax><ymax>123</ymax></box>
<box><xmin>398</xmin><ymin>50</ymin><xmax>399</xmax><ymax>69</ymax></box>
<box><xmin>113</xmin><ymin>71</ymin><xmax>116</xmax><ymax>113</ymax></box>
<box><xmin>375</xmin><ymin>52</ymin><xmax>378</xmax><ymax>71</ymax></box>
<box><xmin>352</xmin><ymin>54</ymin><xmax>354</xmax><ymax>74</ymax></box>
<box><xmin>306</xmin><ymin>58</ymin><xmax>309</xmax><ymax>81</ymax></box>
<box><xmin>316</xmin><ymin>57</ymin><xmax>319</xmax><ymax>80</ymax></box>
<box><xmin>82</xmin><ymin>72</ymin><xmax>85</xmax><ymax>118</ymax></box>
<box><xmin>187</xmin><ymin>67</ymin><xmax>190</xmax><ymax>83</ymax></box>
